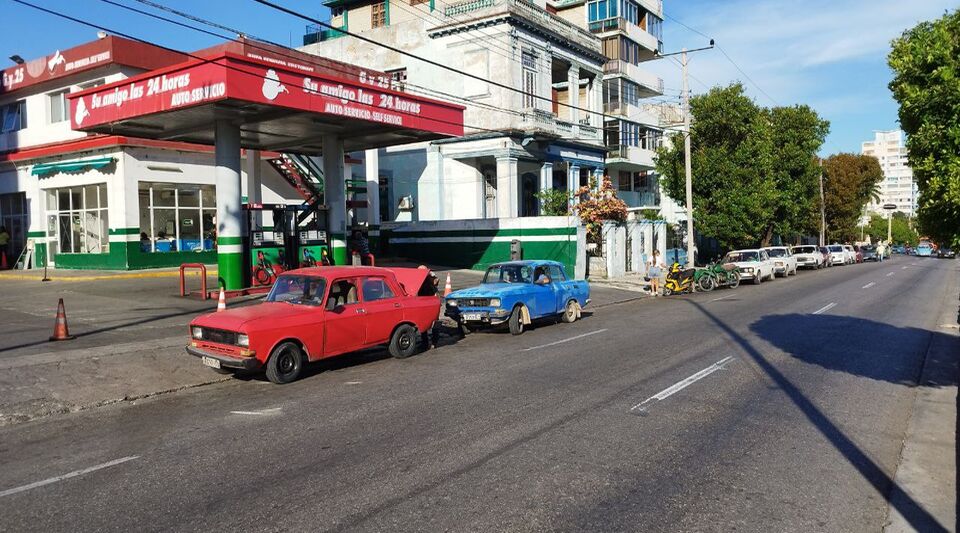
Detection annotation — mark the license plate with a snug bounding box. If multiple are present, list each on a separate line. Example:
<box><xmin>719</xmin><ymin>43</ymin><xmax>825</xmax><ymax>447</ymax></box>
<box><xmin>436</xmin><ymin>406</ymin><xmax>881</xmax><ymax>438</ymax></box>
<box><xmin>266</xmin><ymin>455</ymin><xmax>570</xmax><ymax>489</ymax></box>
<box><xmin>463</xmin><ymin>313</ymin><xmax>483</xmax><ymax>321</ymax></box>
<box><xmin>201</xmin><ymin>356</ymin><xmax>221</xmax><ymax>369</ymax></box>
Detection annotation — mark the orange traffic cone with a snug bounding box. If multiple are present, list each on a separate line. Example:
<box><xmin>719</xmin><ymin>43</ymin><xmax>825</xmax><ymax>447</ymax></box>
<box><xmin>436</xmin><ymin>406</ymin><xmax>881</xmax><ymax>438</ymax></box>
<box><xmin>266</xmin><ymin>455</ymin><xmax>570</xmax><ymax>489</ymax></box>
<box><xmin>217</xmin><ymin>287</ymin><xmax>226</xmax><ymax>312</ymax></box>
<box><xmin>443</xmin><ymin>273</ymin><xmax>452</xmax><ymax>297</ymax></box>
<box><xmin>49</xmin><ymin>298</ymin><xmax>76</xmax><ymax>341</ymax></box>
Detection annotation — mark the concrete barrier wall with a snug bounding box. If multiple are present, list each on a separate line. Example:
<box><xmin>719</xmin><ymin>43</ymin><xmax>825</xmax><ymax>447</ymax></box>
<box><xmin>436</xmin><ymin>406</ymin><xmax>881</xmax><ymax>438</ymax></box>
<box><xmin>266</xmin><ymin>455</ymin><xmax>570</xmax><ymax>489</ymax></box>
<box><xmin>381</xmin><ymin>216</ymin><xmax>585</xmax><ymax>278</ymax></box>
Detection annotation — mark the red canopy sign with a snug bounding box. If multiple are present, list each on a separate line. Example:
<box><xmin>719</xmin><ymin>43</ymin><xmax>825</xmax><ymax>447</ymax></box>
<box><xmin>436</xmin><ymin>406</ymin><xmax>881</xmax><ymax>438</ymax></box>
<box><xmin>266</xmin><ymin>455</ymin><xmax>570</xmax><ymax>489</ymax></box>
<box><xmin>68</xmin><ymin>52</ymin><xmax>464</xmax><ymax>137</ymax></box>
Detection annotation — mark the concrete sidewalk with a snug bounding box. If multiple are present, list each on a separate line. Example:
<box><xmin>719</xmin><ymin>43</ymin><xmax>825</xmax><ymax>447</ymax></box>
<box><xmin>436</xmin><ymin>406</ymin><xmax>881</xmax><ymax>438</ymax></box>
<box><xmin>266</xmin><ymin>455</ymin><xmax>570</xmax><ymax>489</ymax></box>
<box><xmin>0</xmin><ymin>261</ymin><xmax>643</xmax><ymax>426</ymax></box>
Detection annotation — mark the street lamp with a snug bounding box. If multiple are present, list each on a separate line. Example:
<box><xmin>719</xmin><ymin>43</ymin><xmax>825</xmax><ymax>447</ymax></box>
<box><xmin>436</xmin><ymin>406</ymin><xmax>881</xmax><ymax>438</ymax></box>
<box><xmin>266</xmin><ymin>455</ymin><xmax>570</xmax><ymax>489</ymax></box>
<box><xmin>883</xmin><ymin>203</ymin><xmax>897</xmax><ymax>244</ymax></box>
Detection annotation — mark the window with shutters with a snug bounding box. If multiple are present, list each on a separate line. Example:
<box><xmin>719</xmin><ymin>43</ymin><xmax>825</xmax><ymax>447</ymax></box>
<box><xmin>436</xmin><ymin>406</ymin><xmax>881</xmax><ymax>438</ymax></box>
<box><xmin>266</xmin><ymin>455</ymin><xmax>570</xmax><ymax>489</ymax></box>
<box><xmin>521</xmin><ymin>51</ymin><xmax>537</xmax><ymax>109</ymax></box>
<box><xmin>372</xmin><ymin>2</ymin><xmax>387</xmax><ymax>28</ymax></box>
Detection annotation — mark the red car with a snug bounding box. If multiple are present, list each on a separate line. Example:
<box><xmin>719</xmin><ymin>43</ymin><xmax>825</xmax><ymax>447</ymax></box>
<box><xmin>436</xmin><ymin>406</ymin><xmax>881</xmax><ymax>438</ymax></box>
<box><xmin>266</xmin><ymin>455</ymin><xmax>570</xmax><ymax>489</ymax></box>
<box><xmin>187</xmin><ymin>266</ymin><xmax>440</xmax><ymax>384</ymax></box>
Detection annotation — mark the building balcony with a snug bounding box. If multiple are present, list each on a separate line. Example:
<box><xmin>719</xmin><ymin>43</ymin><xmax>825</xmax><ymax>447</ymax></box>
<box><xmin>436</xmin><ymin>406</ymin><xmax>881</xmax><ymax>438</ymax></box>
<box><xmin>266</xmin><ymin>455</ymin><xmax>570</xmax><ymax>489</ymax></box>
<box><xmin>637</xmin><ymin>0</ymin><xmax>663</xmax><ymax>17</ymax></box>
<box><xmin>603</xmin><ymin>60</ymin><xmax>663</xmax><ymax>96</ymax></box>
<box><xmin>617</xmin><ymin>190</ymin><xmax>659</xmax><ymax>208</ymax></box>
<box><xmin>519</xmin><ymin>109</ymin><xmax>603</xmax><ymax>143</ymax></box>
<box><xmin>433</xmin><ymin>0</ymin><xmax>601</xmax><ymax>55</ymax></box>
<box><xmin>587</xmin><ymin>18</ymin><xmax>660</xmax><ymax>54</ymax></box>
<box><xmin>302</xmin><ymin>24</ymin><xmax>346</xmax><ymax>46</ymax></box>
<box><xmin>607</xmin><ymin>144</ymin><xmax>656</xmax><ymax>169</ymax></box>
<box><xmin>603</xmin><ymin>101</ymin><xmax>659</xmax><ymax>125</ymax></box>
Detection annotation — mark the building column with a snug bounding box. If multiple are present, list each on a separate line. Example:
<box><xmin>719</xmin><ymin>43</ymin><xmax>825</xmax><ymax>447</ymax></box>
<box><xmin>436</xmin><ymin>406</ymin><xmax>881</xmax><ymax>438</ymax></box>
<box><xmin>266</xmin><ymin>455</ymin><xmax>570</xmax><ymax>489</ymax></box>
<box><xmin>215</xmin><ymin>120</ymin><xmax>244</xmax><ymax>290</ymax></box>
<box><xmin>323</xmin><ymin>134</ymin><xmax>348</xmax><ymax>264</ymax></box>
<box><xmin>591</xmin><ymin>73</ymin><xmax>603</xmax><ymax>129</ymax></box>
<box><xmin>593</xmin><ymin>167</ymin><xmax>604</xmax><ymax>191</ymax></box>
<box><xmin>496</xmin><ymin>155</ymin><xmax>519</xmax><ymax>218</ymax></box>
<box><xmin>364</xmin><ymin>148</ymin><xmax>380</xmax><ymax>227</ymax></box>
<box><xmin>539</xmin><ymin>161</ymin><xmax>553</xmax><ymax>214</ymax></box>
<box><xmin>245</xmin><ymin>149</ymin><xmax>262</xmax><ymax>231</ymax></box>
<box><xmin>567</xmin><ymin>163</ymin><xmax>580</xmax><ymax>203</ymax></box>
<box><xmin>567</xmin><ymin>65</ymin><xmax>580</xmax><ymax>126</ymax></box>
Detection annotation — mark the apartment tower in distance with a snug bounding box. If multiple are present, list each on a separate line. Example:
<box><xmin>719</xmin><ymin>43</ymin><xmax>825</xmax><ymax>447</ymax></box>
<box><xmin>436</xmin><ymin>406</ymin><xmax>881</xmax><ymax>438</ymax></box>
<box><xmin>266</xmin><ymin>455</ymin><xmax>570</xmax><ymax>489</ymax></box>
<box><xmin>861</xmin><ymin>129</ymin><xmax>917</xmax><ymax>217</ymax></box>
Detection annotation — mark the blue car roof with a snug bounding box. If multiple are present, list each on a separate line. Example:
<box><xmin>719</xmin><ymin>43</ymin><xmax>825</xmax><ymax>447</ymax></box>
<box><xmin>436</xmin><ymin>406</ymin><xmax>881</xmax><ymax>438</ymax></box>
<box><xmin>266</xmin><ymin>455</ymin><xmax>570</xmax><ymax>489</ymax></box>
<box><xmin>488</xmin><ymin>260</ymin><xmax>562</xmax><ymax>267</ymax></box>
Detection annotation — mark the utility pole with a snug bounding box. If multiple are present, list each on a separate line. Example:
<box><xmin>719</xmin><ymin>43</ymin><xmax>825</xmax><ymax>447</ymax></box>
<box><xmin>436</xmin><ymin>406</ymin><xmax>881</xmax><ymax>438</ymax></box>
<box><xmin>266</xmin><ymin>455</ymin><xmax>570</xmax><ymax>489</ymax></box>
<box><xmin>682</xmin><ymin>48</ymin><xmax>694</xmax><ymax>270</ymax></box>
<box><xmin>818</xmin><ymin>159</ymin><xmax>825</xmax><ymax>246</ymax></box>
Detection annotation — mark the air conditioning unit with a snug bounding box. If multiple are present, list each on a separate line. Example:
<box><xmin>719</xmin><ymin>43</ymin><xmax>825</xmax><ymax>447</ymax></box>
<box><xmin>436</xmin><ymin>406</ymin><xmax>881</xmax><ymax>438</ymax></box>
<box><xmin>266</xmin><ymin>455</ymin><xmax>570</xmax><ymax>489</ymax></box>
<box><xmin>397</xmin><ymin>195</ymin><xmax>415</xmax><ymax>210</ymax></box>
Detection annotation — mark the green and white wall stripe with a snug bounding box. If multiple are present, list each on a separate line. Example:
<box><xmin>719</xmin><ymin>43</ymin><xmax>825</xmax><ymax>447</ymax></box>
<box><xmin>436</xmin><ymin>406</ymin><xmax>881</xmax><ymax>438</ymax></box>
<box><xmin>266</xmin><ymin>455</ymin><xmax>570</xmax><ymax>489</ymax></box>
<box><xmin>381</xmin><ymin>216</ymin><xmax>586</xmax><ymax>278</ymax></box>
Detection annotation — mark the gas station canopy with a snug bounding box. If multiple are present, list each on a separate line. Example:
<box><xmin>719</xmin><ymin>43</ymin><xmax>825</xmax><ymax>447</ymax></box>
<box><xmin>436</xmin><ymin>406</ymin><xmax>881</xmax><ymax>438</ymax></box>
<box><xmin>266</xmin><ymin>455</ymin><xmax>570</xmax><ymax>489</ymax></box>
<box><xmin>67</xmin><ymin>40</ymin><xmax>465</xmax><ymax>153</ymax></box>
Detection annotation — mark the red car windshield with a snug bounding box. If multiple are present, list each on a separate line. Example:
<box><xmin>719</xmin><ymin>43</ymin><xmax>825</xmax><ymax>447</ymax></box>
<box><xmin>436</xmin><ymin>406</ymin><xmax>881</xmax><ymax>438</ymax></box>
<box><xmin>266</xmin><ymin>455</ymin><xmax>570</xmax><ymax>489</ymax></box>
<box><xmin>266</xmin><ymin>275</ymin><xmax>327</xmax><ymax>306</ymax></box>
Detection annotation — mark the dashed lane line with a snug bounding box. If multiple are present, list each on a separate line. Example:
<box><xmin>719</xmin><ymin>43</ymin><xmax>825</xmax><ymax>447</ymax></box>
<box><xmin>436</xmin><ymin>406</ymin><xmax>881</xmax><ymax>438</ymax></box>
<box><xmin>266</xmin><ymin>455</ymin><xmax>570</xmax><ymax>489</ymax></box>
<box><xmin>0</xmin><ymin>456</ymin><xmax>140</xmax><ymax>498</ymax></box>
<box><xmin>520</xmin><ymin>329</ymin><xmax>608</xmax><ymax>352</ymax></box>
<box><xmin>230</xmin><ymin>408</ymin><xmax>282</xmax><ymax>416</ymax></box>
<box><xmin>887</xmin><ymin>272</ymin><xmax>896</xmax><ymax>277</ymax></box>
<box><xmin>630</xmin><ymin>357</ymin><xmax>735</xmax><ymax>413</ymax></box>
<box><xmin>812</xmin><ymin>302</ymin><xmax>837</xmax><ymax>315</ymax></box>
<box><xmin>862</xmin><ymin>282</ymin><xmax>876</xmax><ymax>289</ymax></box>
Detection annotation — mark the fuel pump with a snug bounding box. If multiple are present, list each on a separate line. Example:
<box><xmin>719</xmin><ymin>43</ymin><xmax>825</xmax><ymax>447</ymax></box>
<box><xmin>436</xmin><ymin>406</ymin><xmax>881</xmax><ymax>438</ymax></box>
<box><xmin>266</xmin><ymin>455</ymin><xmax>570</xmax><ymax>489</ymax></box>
<box><xmin>244</xmin><ymin>203</ymin><xmax>330</xmax><ymax>287</ymax></box>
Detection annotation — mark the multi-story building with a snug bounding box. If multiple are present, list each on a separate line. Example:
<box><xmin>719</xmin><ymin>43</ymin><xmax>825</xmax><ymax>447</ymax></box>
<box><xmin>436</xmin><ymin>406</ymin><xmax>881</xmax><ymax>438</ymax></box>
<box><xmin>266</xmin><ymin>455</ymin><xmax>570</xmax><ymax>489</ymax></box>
<box><xmin>553</xmin><ymin>0</ymin><xmax>666</xmax><ymax>210</ymax></box>
<box><xmin>301</xmin><ymin>0</ymin><xmax>644</xmax><ymax>223</ymax></box>
<box><xmin>861</xmin><ymin>129</ymin><xmax>917</xmax><ymax>217</ymax></box>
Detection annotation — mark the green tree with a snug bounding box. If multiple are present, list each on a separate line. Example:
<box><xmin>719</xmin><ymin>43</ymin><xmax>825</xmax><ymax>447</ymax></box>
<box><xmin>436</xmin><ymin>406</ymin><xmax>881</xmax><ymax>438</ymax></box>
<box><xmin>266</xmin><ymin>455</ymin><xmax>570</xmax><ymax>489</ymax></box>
<box><xmin>763</xmin><ymin>105</ymin><xmax>830</xmax><ymax>244</ymax></box>
<box><xmin>865</xmin><ymin>212</ymin><xmax>919</xmax><ymax>246</ymax></box>
<box><xmin>657</xmin><ymin>84</ymin><xmax>777</xmax><ymax>249</ymax></box>
<box><xmin>821</xmin><ymin>154</ymin><xmax>884</xmax><ymax>242</ymax></box>
<box><xmin>888</xmin><ymin>8</ymin><xmax>960</xmax><ymax>247</ymax></box>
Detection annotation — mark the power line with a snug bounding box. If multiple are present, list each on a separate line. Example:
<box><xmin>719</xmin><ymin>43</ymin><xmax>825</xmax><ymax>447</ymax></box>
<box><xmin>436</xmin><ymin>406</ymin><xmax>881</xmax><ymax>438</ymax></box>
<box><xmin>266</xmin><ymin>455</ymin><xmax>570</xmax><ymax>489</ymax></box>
<box><xmin>662</xmin><ymin>12</ymin><xmax>778</xmax><ymax>106</ymax></box>
<box><xmin>107</xmin><ymin>0</ymin><xmax>686</xmax><ymax>138</ymax></box>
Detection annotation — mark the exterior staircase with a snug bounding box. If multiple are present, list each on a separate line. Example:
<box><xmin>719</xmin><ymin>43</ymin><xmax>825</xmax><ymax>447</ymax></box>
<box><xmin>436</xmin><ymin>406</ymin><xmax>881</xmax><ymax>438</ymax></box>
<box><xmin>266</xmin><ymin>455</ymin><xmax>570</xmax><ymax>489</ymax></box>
<box><xmin>266</xmin><ymin>153</ymin><xmax>325</xmax><ymax>207</ymax></box>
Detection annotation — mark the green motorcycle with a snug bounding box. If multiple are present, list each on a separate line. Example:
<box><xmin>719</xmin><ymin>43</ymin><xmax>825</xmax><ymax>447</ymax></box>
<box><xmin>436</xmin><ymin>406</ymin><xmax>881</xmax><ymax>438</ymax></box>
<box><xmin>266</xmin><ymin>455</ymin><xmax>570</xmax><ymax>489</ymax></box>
<box><xmin>693</xmin><ymin>267</ymin><xmax>718</xmax><ymax>292</ymax></box>
<box><xmin>710</xmin><ymin>262</ymin><xmax>741</xmax><ymax>289</ymax></box>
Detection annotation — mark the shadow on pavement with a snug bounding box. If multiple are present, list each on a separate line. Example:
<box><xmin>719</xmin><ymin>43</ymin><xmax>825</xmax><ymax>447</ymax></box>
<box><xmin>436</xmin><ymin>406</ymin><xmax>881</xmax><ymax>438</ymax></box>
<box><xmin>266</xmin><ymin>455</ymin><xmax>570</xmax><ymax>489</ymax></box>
<box><xmin>688</xmin><ymin>300</ymin><xmax>952</xmax><ymax>532</ymax></box>
<box><xmin>749</xmin><ymin>313</ymin><xmax>954</xmax><ymax>387</ymax></box>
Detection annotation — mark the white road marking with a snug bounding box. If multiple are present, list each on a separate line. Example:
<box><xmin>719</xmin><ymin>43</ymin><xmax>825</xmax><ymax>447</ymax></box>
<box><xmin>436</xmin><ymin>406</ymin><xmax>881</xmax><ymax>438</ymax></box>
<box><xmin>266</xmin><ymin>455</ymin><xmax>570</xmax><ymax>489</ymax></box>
<box><xmin>630</xmin><ymin>357</ymin><xmax>734</xmax><ymax>412</ymax></box>
<box><xmin>0</xmin><ymin>456</ymin><xmax>139</xmax><ymax>498</ymax></box>
<box><xmin>887</xmin><ymin>272</ymin><xmax>896</xmax><ymax>277</ymax></box>
<box><xmin>862</xmin><ymin>282</ymin><xmax>876</xmax><ymax>289</ymax></box>
<box><xmin>344</xmin><ymin>381</ymin><xmax>363</xmax><ymax>385</ymax></box>
<box><xmin>710</xmin><ymin>295</ymin><xmax>732</xmax><ymax>302</ymax></box>
<box><xmin>902</xmin><ymin>266</ymin><xmax>909</xmax><ymax>270</ymax></box>
<box><xmin>521</xmin><ymin>329</ymin><xmax>608</xmax><ymax>352</ymax></box>
<box><xmin>812</xmin><ymin>302</ymin><xmax>837</xmax><ymax>315</ymax></box>
<box><xmin>230</xmin><ymin>408</ymin><xmax>282</xmax><ymax>416</ymax></box>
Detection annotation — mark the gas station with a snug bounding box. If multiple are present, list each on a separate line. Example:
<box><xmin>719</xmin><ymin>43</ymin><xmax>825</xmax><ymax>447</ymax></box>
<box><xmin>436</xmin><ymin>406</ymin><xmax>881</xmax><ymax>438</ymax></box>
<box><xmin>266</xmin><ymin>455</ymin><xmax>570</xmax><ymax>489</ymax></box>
<box><xmin>66</xmin><ymin>39</ymin><xmax>464</xmax><ymax>290</ymax></box>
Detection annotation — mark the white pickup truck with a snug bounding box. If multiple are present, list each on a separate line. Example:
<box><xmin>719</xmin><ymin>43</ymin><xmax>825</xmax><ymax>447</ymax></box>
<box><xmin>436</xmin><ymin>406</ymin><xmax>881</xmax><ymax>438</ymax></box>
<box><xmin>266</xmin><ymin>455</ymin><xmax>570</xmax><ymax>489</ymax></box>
<box><xmin>762</xmin><ymin>246</ymin><xmax>798</xmax><ymax>277</ymax></box>
<box><xmin>723</xmin><ymin>249</ymin><xmax>775</xmax><ymax>285</ymax></box>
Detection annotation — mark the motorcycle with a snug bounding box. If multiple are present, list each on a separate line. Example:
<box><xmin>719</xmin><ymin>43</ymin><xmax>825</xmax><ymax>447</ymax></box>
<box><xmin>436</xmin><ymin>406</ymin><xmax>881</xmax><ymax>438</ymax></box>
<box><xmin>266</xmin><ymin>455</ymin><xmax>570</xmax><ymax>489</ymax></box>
<box><xmin>709</xmin><ymin>262</ymin><xmax>741</xmax><ymax>289</ymax></box>
<box><xmin>693</xmin><ymin>267</ymin><xmax>718</xmax><ymax>292</ymax></box>
<box><xmin>663</xmin><ymin>262</ymin><xmax>696</xmax><ymax>295</ymax></box>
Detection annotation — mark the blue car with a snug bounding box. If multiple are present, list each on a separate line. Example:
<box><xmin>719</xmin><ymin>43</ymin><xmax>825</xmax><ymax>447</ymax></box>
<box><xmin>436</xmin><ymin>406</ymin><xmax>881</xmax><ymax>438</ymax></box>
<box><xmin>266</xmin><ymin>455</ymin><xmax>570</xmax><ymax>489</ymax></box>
<box><xmin>445</xmin><ymin>260</ymin><xmax>590</xmax><ymax>335</ymax></box>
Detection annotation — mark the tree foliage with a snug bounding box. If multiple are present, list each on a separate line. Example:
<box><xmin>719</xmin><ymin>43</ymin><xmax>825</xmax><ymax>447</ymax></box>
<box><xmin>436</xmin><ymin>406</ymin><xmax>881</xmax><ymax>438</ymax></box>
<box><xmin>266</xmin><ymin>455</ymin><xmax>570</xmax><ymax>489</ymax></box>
<box><xmin>535</xmin><ymin>188</ymin><xmax>570</xmax><ymax>216</ymax></box>
<box><xmin>865</xmin><ymin>212</ymin><xmax>919</xmax><ymax>246</ymax></box>
<box><xmin>657</xmin><ymin>84</ymin><xmax>781</xmax><ymax>249</ymax></box>
<box><xmin>820</xmin><ymin>153</ymin><xmax>884</xmax><ymax>242</ymax></box>
<box><xmin>888</xmin><ymin>8</ymin><xmax>960</xmax><ymax>247</ymax></box>
<box><xmin>765</xmin><ymin>105</ymin><xmax>830</xmax><ymax>243</ymax></box>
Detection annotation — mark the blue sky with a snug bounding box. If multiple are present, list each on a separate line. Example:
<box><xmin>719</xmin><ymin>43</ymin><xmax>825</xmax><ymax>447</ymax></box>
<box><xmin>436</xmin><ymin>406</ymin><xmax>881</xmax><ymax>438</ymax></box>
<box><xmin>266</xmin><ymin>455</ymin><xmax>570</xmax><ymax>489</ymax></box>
<box><xmin>2</xmin><ymin>0</ymin><xmax>957</xmax><ymax>154</ymax></box>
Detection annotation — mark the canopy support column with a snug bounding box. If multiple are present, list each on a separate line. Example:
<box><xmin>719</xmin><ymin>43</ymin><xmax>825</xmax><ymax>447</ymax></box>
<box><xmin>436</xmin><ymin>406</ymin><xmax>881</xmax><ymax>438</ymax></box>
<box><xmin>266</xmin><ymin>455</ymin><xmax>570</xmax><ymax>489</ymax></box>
<box><xmin>323</xmin><ymin>134</ymin><xmax>348</xmax><ymax>265</ymax></box>
<box><xmin>215</xmin><ymin>120</ymin><xmax>244</xmax><ymax>290</ymax></box>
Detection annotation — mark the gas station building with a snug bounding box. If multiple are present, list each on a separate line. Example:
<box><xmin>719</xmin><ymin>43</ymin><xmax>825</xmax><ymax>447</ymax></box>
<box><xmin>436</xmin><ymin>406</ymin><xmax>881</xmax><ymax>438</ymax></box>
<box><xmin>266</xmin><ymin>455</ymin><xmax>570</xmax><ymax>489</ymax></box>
<box><xmin>0</xmin><ymin>36</ymin><xmax>463</xmax><ymax>289</ymax></box>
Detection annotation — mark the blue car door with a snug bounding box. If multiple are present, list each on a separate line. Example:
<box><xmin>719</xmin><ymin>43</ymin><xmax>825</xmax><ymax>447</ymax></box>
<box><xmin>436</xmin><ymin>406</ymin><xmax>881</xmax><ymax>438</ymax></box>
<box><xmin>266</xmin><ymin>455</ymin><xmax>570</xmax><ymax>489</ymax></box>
<box><xmin>530</xmin><ymin>265</ymin><xmax>557</xmax><ymax>317</ymax></box>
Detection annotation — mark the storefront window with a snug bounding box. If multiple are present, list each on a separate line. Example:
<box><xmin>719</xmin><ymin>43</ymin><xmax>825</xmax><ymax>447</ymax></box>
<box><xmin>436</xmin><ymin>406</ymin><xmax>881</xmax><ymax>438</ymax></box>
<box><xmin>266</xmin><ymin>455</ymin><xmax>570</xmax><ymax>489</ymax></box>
<box><xmin>138</xmin><ymin>182</ymin><xmax>216</xmax><ymax>253</ymax></box>
<box><xmin>44</xmin><ymin>184</ymin><xmax>109</xmax><ymax>254</ymax></box>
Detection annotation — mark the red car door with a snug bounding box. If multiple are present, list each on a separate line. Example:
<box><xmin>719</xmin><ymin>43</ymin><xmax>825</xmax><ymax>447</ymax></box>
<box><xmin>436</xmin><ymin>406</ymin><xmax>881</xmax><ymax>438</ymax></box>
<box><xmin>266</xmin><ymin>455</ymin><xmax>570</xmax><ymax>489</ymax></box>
<box><xmin>322</xmin><ymin>277</ymin><xmax>367</xmax><ymax>356</ymax></box>
<box><xmin>361</xmin><ymin>276</ymin><xmax>404</xmax><ymax>345</ymax></box>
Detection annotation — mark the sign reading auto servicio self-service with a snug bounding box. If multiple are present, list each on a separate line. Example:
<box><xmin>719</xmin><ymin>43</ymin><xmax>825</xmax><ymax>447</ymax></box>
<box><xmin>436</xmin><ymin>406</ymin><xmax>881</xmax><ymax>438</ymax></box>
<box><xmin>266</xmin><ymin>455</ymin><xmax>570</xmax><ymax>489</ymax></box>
<box><xmin>69</xmin><ymin>54</ymin><xmax>463</xmax><ymax>137</ymax></box>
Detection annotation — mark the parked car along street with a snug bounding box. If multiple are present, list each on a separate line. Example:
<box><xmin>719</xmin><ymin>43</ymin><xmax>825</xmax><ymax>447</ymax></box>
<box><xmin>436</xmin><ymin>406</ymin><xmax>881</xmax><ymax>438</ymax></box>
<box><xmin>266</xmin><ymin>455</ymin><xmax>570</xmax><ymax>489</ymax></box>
<box><xmin>792</xmin><ymin>245</ymin><xmax>825</xmax><ymax>269</ymax></box>
<box><xmin>723</xmin><ymin>249</ymin><xmax>774</xmax><ymax>285</ymax></box>
<box><xmin>445</xmin><ymin>260</ymin><xmax>590</xmax><ymax>335</ymax></box>
<box><xmin>860</xmin><ymin>245</ymin><xmax>880</xmax><ymax>262</ymax></box>
<box><xmin>762</xmin><ymin>246</ymin><xmax>798</xmax><ymax>277</ymax></box>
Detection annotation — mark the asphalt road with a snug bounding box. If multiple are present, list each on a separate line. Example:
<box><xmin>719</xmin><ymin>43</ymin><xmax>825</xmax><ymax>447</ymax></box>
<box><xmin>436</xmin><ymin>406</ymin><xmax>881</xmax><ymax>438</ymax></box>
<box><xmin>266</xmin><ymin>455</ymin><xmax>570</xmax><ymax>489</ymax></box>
<box><xmin>0</xmin><ymin>256</ymin><xmax>956</xmax><ymax>532</ymax></box>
